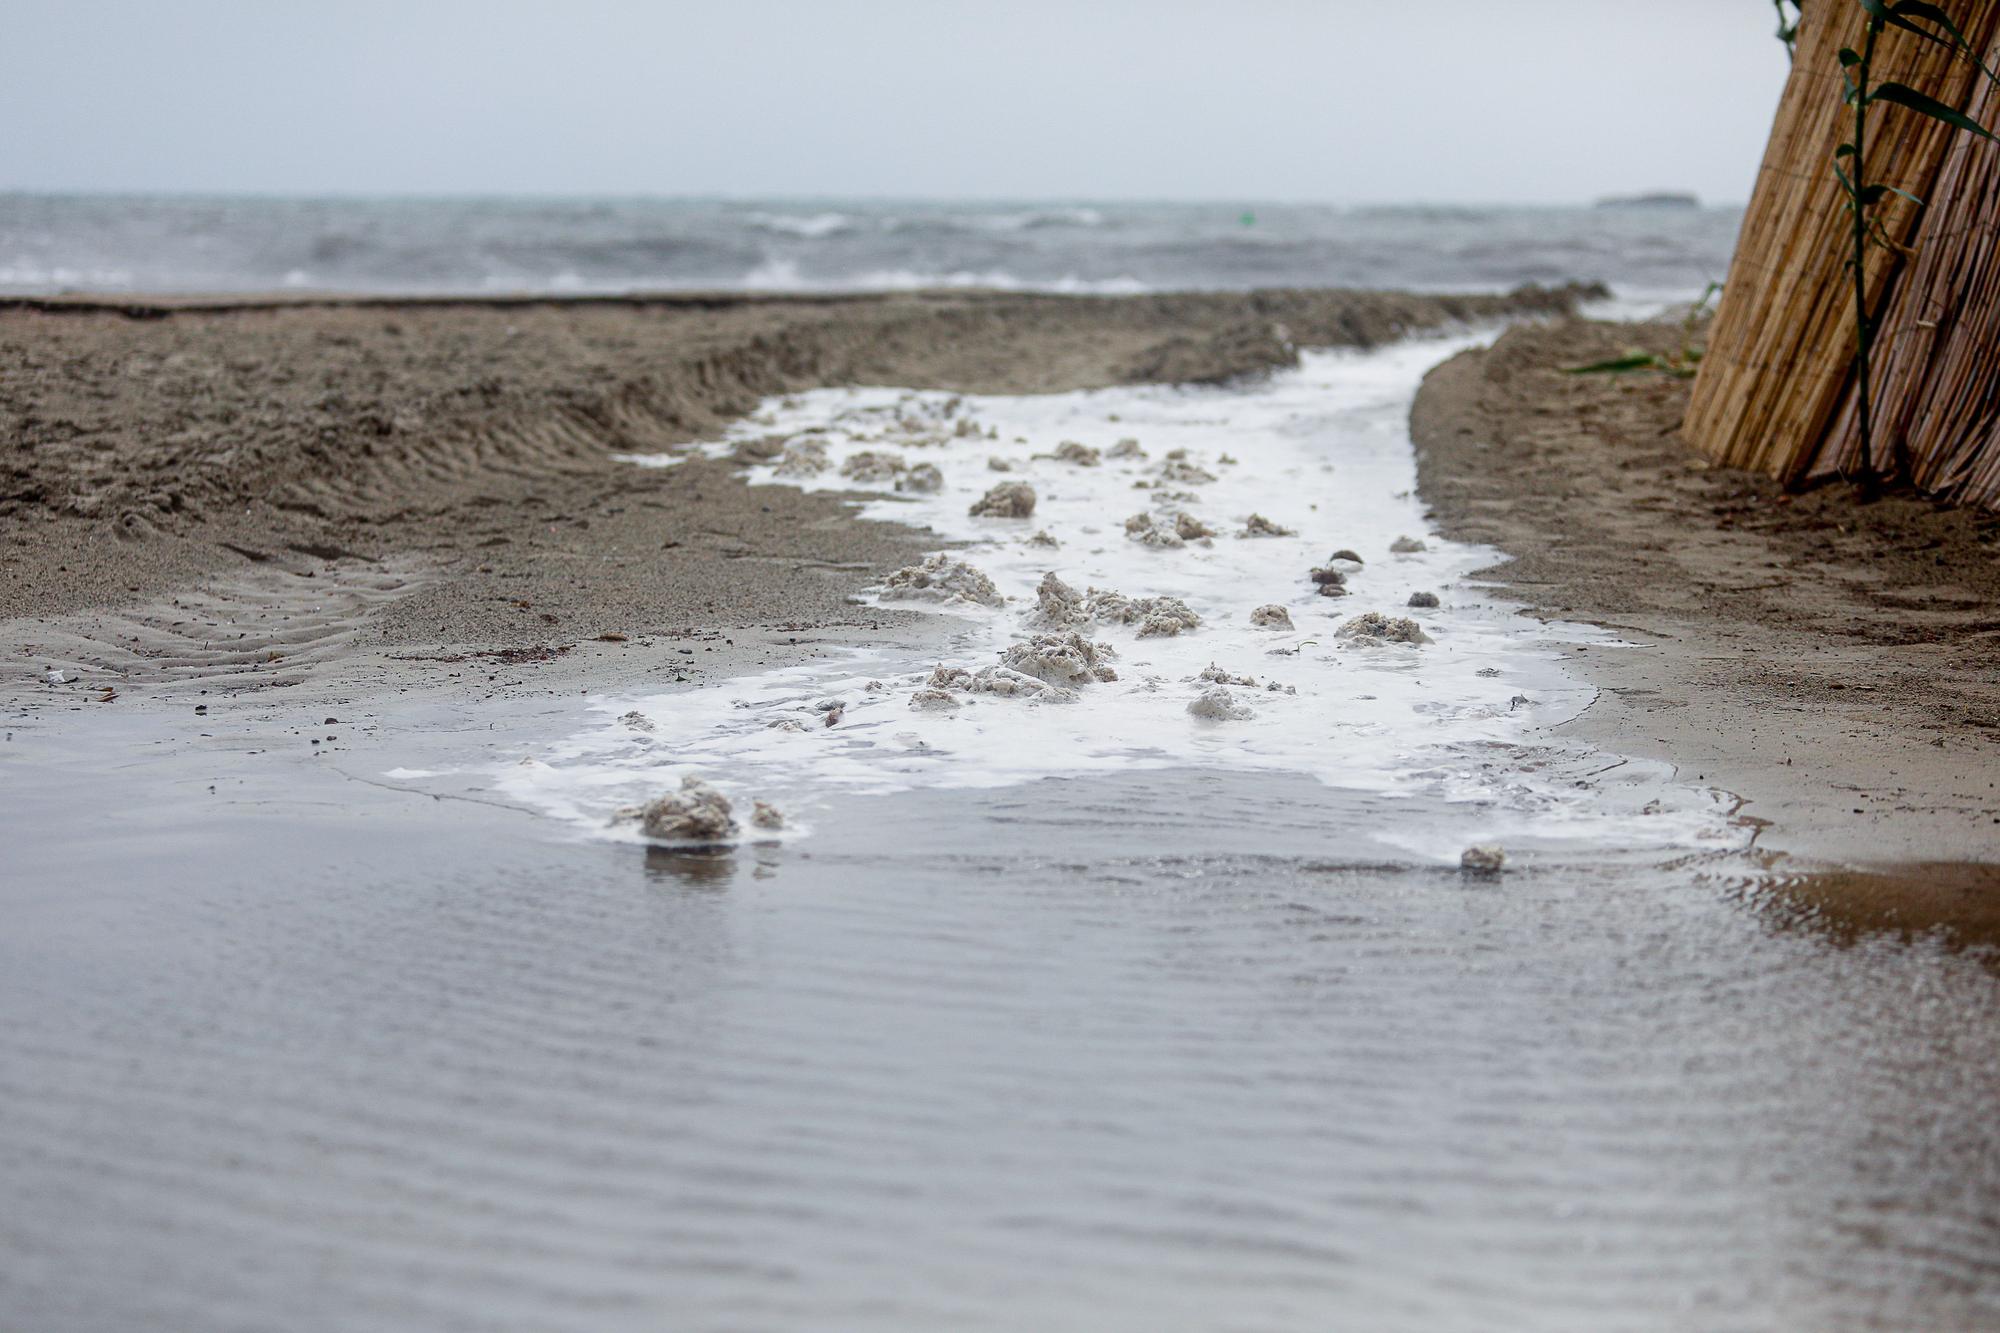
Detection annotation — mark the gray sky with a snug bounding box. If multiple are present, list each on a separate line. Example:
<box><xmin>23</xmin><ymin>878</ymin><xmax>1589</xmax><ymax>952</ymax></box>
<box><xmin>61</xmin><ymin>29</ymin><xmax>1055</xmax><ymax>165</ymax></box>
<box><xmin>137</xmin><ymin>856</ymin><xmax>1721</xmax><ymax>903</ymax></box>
<box><xmin>3</xmin><ymin>0</ymin><xmax>1790</xmax><ymax>203</ymax></box>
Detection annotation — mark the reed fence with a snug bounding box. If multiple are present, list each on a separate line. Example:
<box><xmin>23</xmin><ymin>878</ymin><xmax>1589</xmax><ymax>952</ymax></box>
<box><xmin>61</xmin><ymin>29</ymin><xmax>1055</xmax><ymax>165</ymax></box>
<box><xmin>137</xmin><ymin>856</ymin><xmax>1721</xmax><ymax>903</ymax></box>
<box><xmin>1684</xmin><ymin>1</ymin><xmax>2000</xmax><ymax>505</ymax></box>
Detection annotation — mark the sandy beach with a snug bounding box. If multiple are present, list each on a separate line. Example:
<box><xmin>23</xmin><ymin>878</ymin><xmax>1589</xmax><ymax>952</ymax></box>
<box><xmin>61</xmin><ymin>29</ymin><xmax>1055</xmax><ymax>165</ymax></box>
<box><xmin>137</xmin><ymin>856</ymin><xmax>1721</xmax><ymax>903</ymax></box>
<box><xmin>7</xmin><ymin>287</ymin><xmax>2000</xmax><ymax>1331</ymax></box>
<box><xmin>1</xmin><ymin>286</ymin><xmax>1588</xmax><ymax>696</ymax></box>
<box><xmin>1412</xmin><ymin>318</ymin><xmax>2000</xmax><ymax>870</ymax></box>
<box><xmin>7</xmin><ymin>289</ymin><xmax>1994</xmax><ymax>873</ymax></box>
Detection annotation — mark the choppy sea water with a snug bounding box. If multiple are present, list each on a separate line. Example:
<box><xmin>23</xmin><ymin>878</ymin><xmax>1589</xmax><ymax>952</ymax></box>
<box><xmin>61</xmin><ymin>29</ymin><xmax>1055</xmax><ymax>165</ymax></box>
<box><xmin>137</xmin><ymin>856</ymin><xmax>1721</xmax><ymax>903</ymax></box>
<box><xmin>5</xmin><ymin>335</ymin><xmax>1998</xmax><ymax>1331</ymax></box>
<box><xmin>0</xmin><ymin>194</ymin><xmax>1737</xmax><ymax>300</ymax></box>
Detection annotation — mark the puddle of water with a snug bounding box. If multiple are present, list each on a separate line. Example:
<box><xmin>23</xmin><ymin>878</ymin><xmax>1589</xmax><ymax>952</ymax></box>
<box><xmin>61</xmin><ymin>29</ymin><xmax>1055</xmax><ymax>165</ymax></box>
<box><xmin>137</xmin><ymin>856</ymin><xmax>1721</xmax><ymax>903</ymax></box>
<box><xmin>498</xmin><ymin>336</ymin><xmax>1745</xmax><ymax>865</ymax></box>
<box><xmin>4</xmin><ymin>718</ymin><xmax>1999</xmax><ymax>1332</ymax></box>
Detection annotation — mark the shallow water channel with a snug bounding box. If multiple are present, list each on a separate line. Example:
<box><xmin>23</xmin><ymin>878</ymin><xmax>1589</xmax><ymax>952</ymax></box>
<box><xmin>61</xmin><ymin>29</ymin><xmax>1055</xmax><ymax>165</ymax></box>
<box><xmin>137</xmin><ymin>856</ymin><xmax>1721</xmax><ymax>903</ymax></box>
<box><xmin>3</xmin><ymin>337</ymin><xmax>1997</xmax><ymax>1332</ymax></box>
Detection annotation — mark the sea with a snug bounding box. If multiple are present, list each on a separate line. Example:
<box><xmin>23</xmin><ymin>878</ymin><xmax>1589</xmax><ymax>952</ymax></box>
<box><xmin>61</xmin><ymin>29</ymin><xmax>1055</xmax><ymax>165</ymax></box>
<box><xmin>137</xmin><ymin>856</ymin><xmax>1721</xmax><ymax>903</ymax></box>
<box><xmin>0</xmin><ymin>194</ymin><xmax>1737</xmax><ymax>302</ymax></box>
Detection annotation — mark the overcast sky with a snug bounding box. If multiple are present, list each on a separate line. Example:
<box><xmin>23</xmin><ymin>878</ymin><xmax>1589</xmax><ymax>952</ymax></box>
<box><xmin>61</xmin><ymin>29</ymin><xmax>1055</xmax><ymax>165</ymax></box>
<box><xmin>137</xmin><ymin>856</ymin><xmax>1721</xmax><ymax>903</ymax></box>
<box><xmin>3</xmin><ymin>1</ymin><xmax>1790</xmax><ymax>203</ymax></box>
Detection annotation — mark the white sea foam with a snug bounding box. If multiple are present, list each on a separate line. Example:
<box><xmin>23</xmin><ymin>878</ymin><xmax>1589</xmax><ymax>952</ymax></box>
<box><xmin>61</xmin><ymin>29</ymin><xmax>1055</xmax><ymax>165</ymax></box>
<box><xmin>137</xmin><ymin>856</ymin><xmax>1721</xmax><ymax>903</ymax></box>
<box><xmin>496</xmin><ymin>334</ymin><xmax>1748</xmax><ymax>863</ymax></box>
<box><xmin>744</xmin><ymin>211</ymin><xmax>856</xmax><ymax>239</ymax></box>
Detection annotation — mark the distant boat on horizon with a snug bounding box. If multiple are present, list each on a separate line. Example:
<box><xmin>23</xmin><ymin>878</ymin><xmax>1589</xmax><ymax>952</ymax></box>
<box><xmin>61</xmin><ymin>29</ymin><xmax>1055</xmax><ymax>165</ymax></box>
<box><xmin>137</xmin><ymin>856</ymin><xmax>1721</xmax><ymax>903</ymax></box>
<box><xmin>1594</xmin><ymin>191</ymin><xmax>1701</xmax><ymax>210</ymax></box>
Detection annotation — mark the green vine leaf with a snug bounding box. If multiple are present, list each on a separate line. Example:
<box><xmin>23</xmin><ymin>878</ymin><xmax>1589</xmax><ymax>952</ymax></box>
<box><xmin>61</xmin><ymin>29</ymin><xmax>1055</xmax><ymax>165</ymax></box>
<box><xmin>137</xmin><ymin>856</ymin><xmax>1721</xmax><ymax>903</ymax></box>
<box><xmin>1870</xmin><ymin>82</ymin><xmax>2000</xmax><ymax>141</ymax></box>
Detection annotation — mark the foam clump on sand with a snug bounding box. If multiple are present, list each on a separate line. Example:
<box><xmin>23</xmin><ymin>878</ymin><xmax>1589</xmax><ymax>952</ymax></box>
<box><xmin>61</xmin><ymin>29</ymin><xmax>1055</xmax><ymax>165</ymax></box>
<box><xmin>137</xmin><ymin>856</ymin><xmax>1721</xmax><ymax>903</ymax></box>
<box><xmin>751</xmin><ymin>800</ymin><xmax>785</xmax><ymax>830</ymax></box>
<box><xmin>1408</xmin><ymin>590</ymin><xmax>1440</xmax><ymax>608</ymax></box>
<box><xmin>879</xmin><ymin>553</ymin><xmax>1004</xmax><ymax>607</ymax></box>
<box><xmin>1090</xmin><ymin>590</ymin><xmax>1201</xmax><ymax>638</ymax></box>
<box><xmin>897</xmin><ymin>462</ymin><xmax>944</xmax><ymax>493</ymax></box>
<box><xmin>1240</xmin><ymin>513</ymin><xmax>1296</xmax><ymax>538</ymax></box>
<box><xmin>1051</xmin><ymin>441</ymin><xmax>1101</xmax><ymax>466</ymax></box>
<box><xmin>1032</xmin><ymin>571</ymin><xmax>1089</xmax><ymax>626</ymax></box>
<box><xmin>970</xmin><ymin>481</ymin><xmax>1037</xmax><ymax>518</ymax></box>
<box><xmin>620</xmin><ymin>776</ymin><xmax>738</xmax><ymax>843</ymax></box>
<box><xmin>1123</xmin><ymin>512</ymin><xmax>1184</xmax><ymax>548</ymax></box>
<box><xmin>620</xmin><ymin>710</ymin><xmax>655</xmax><ymax>733</ymax></box>
<box><xmin>840</xmin><ymin>451</ymin><xmax>906</xmax><ymax>485</ymax></box>
<box><xmin>1188</xmin><ymin>687</ymin><xmax>1253</xmax><ymax>721</ymax></box>
<box><xmin>1033</xmin><ymin>573</ymin><xmax>1200</xmax><ymax>637</ymax></box>
<box><xmin>924</xmin><ymin>663</ymin><xmax>1076</xmax><ymax>702</ymax></box>
<box><xmin>1338</xmin><ymin>611</ymin><xmax>1432</xmax><ymax>644</ymax></box>
<box><xmin>1001</xmin><ymin>631</ymin><xmax>1117</xmax><ymax>686</ymax></box>
<box><xmin>1250</xmin><ymin>604</ymin><xmax>1294</xmax><ymax>629</ymax></box>
<box><xmin>1390</xmin><ymin>535</ymin><xmax>1428</xmax><ymax>554</ymax></box>
<box><xmin>731</xmin><ymin>436</ymin><xmax>787</xmax><ymax>464</ymax></box>
<box><xmin>1156</xmin><ymin>453</ymin><xmax>1218</xmax><ymax>485</ymax></box>
<box><xmin>1124</xmin><ymin>511</ymin><xmax>1216</xmax><ymax>548</ymax></box>
<box><xmin>774</xmin><ymin>438</ymin><xmax>831</xmax><ymax>477</ymax></box>
<box><xmin>1107</xmin><ymin>438</ymin><xmax>1147</xmax><ymax>460</ymax></box>
<box><xmin>1196</xmin><ymin>664</ymin><xmax>1257</xmax><ymax>687</ymax></box>
<box><xmin>1461</xmin><ymin>845</ymin><xmax>1506</xmax><ymax>874</ymax></box>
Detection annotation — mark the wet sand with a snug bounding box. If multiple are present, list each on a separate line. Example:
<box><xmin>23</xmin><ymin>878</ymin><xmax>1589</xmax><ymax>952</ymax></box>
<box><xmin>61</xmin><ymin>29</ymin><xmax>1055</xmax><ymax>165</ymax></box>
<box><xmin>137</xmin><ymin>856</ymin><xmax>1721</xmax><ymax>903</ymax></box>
<box><xmin>2</xmin><ymin>285</ymin><xmax>1592</xmax><ymax>708</ymax></box>
<box><xmin>1411</xmin><ymin>318</ymin><xmax>2000</xmax><ymax>868</ymax></box>
<box><xmin>7</xmin><ymin>294</ymin><xmax>1995</xmax><ymax>868</ymax></box>
<box><xmin>6</xmin><ymin>293</ymin><xmax>1995</xmax><ymax>866</ymax></box>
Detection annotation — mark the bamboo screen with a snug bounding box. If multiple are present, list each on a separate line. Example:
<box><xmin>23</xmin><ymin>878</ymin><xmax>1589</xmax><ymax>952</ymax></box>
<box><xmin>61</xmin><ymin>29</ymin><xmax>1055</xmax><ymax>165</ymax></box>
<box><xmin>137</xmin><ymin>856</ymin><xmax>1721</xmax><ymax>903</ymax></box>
<box><xmin>1684</xmin><ymin>2</ymin><xmax>2000</xmax><ymax>505</ymax></box>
